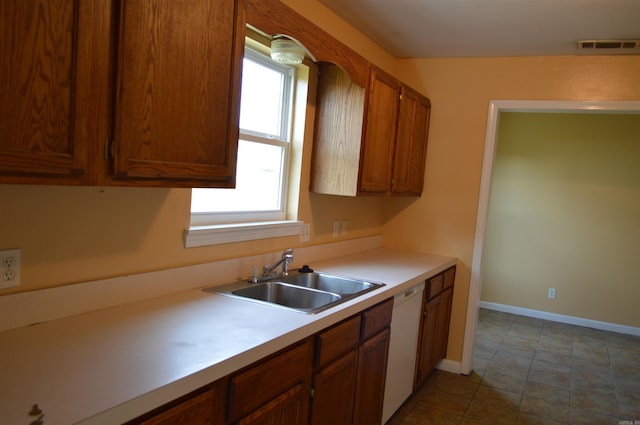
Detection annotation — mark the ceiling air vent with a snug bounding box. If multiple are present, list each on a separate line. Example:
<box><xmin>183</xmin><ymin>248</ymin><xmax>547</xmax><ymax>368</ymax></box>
<box><xmin>578</xmin><ymin>40</ymin><xmax>640</xmax><ymax>50</ymax></box>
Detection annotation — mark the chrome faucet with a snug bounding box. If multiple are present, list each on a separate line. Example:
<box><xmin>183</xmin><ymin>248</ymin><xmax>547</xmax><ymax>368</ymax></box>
<box><xmin>250</xmin><ymin>249</ymin><xmax>294</xmax><ymax>283</ymax></box>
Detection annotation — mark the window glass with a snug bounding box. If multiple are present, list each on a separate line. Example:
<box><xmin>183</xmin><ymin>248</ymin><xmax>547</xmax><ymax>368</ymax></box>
<box><xmin>239</xmin><ymin>60</ymin><xmax>286</xmax><ymax>137</ymax></box>
<box><xmin>191</xmin><ymin>48</ymin><xmax>294</xmax><ymax>222</ymax></box>
<box><xmin>191</xmin><ymin>140</ymin><xmax>284</xmax><ymax>213</ymax></box>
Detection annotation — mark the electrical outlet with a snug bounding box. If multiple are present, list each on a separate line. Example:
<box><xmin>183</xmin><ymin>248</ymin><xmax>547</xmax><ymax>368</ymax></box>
<box><xmin>548</xmin><ymin>288</ymin><xmax>556</xmax><ymax>299</ymax></box>
<box><xmin>332</xmin><ymin>220</ymin><xmax>340</xmax><ymax>238</ymax></box>
<box><xmin>300</xmin><ymin>223</ymin><xmax>310</xmax><ymax>242</ymax></box>
<box><xmin>1</xmin><ymin>248</ymin><xmax>21</xmax><ymax>289</ymax></box>
<box><xmin>341</xmin><ymin>220</ymin><xmax>348</xmax><ymax>237</ymax></box>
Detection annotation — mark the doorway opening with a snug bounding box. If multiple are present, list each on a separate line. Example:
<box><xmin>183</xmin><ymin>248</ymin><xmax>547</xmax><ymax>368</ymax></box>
<box><xmin>461</xmin><ymin>100</ymin><xmax>640</xmax><ymax>374</ymax></box>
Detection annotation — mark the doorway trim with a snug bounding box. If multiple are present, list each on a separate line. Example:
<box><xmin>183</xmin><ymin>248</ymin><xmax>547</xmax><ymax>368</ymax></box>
<box><xmin>460</xmin><ymin>100</ymin><xmax>640</xmax><ymax>375</ymax></box>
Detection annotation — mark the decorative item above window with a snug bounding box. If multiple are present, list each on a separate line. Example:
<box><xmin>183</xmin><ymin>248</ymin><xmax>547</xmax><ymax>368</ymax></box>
<box><xmin>270</xmin><ymin>35</ymin><xmax>316</xmax><ymax>64</ymax></box>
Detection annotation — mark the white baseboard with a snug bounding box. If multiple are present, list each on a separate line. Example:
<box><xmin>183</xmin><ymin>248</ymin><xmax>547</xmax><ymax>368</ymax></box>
<box><xmin>437</xmin><ymin>359</ymin><xmax>462</xmax><ymax>374</ymax></box>
<box><xmin>479</xmin><ymin>301</ymin><xmax>640</xmax><ymax>337</ymax></box>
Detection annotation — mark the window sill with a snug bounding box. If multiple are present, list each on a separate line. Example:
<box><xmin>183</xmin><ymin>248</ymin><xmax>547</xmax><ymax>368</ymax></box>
<box><xmin>184</xmin><ymin>220</ymin><xmax>304</xmax><ymax>248</ymax></box>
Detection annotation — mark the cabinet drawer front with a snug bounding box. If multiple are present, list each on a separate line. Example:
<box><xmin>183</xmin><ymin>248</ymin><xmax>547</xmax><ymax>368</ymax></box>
<box><xmin>361</xmin><ymin>298</ymin><xmax>393</xmax><ymax>341</ymax></box>
<box><xmin>137</xmin><ymin>388</ymin><xmax>215</xmax><ymax>425</ymax></box>
<box><xmin>228</xmin><ymin>339</ymin><xmax>313</xmax><ymax>422</ymax></box>
<box><xmin>316</xmin><ymin>315</ymin><xmax>361</xmax><ymax>369</ymax></box>
<box><xmin>443</xmin><ymin>267</ymin><xmax>456</xmax><ymax>289</ymax></box>
<box><xmin>426</xmin><ymin>274</ymin><xmax>444</xmax><ymax>299</ymax></box>
<box><xmin>236</xmin><ymin>382</ymin><xmax>306</xmax><ymax>425</ymax></box>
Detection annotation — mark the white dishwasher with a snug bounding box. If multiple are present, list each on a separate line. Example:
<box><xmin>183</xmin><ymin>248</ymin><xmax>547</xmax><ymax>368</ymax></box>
<box><xmin>382</xmin><ymin>281</ymin><xmax>425</xmax><ymax>423</ymax></box>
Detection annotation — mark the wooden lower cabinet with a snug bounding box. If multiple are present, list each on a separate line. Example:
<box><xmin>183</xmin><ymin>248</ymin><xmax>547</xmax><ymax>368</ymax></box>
<box><xmin>310</xmin><ymin>314</ymin><xmax>360</xmax><ymax>425</ymax></box>
<box><xmin>310</xmin><ymin>350</ymin><xmax>358</xmax><ymax>425</ymax></box>
<box><xmin>310</xmin><ymin>299</ymin><xmax>393</xmax><ymax>425</ymax></box>
<box><xmin>353</xmin><ymin>327</ymin><xmax>391</xmax><ymax>425</ymax></box>
<box><xmin>414</xmin><ymin>267</ymin><xmax>456</xmax><ymax>389</ymax></box>
<box><xmin>127</xmin><ymin>380</ymin><xmax>225</xmax><ymax>425</ymax></box>
<box><xmin>235</xmin><ymin>383</ymin><xmax>307</xmax><ymax>425</ymax></box>
<box><xmin>311</xmin><ymin>299</ymin><xmax>393</xmax><ymax>425</ymax></box>
<box><xmin>228</xmin><ymin>339</ymin><xmax>314</xmax><ymax>424</ymax></box>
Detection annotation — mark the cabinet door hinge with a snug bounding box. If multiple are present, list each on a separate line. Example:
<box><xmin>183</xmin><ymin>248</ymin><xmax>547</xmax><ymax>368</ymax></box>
<box><xmin>310</xmin><ymin>387</ymin><xmax>315</xmax><ymax>398</ymax></box>
<box><xmin>105</xmin><ymin>138</ymin><xmax>114</xmax><ymax>161</ymax></box>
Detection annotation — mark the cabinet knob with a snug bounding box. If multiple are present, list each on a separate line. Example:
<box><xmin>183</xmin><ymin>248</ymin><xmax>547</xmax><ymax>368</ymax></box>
<box><xmin>29</xmin><ymin>404</ymin><xmax>43</xmax><ymax>416</ymax></box>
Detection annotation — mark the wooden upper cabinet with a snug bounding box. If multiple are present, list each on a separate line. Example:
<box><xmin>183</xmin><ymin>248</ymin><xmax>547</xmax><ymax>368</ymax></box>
<box><xmin>392</xmin><ymin>86</ymin><xmax>431</xmax><ymax>195</ymax></box>
<box><xmin>110</xmin><ymin>0</ymin><xmax>244</xmax><ymax>187</ymax></box>
<box><xmin>359</xmin><ymin>67</ymin><xmax>402</xmax><ymax>194</ymax></box>
<box><xmin>0</xmin><ymin>0</ymin><xmax>97</xmax><ymax>184</ymax></box>
<box><xmin>246</xmin><ymin>0</ymin><xmax>431</xmax><ymax>197</ymax></box>
<box><xmin>310</xmin><ymin>63</ymin><xmax>365</xmax><ymax>196</ymax></box>
<box><xmin>312</xmin><ymin>64</ymin><xmax>431</xmax><ymax>197</ymax></box>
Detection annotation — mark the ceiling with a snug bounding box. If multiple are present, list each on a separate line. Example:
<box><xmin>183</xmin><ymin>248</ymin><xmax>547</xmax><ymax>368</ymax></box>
<box><xmin>318</xmin><ymin>0</ymin><xmax>640</xmax><ymax>58</ymax></box>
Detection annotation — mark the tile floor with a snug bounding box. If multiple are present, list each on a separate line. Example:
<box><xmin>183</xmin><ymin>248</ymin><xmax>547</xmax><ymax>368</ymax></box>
<box><xmin>387</xmin><ymin>308</ymin><xmax>640</xmax><ymax>425</ymax></box>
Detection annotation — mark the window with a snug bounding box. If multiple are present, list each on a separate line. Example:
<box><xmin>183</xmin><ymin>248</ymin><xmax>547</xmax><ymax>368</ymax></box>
<box><xmin>186</xmin><ymin>43</ymin><xmax>306</xmax><ymax>247</ymax></box>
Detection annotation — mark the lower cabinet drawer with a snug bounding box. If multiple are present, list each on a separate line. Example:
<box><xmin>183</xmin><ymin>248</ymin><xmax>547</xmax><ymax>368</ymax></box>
<box><xmin>361</xmin><ymin>297</ymin><xmax>393</xmax><ymax>341</ymax></box>
<box><xmin>128</xmin><ymin>381</ymin><xmax>225</xmax><ymax>425</ymax></box>
<box><xmin>316</xmin><ymin>315</ymin><xmax>361</xmax><ymax>369</ymax></box>
<box><xmin>227</xmin><ymin>339</ymin><xmax>313</xmax><ymax>423</ymax></box>
<box><xmin>426</xmin><ymin>273</ymin><xmax>443</xmax><ymax>299</ymax></box>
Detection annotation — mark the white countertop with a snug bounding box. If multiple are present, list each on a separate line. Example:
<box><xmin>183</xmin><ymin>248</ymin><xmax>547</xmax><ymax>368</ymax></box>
<box><xmin>0</xmin><ymin>248</ymin><xmax>455</xmax><ymax>425</ymax></box>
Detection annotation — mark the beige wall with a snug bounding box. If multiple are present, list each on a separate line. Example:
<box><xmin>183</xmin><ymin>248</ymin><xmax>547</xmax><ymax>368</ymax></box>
<box><xmin>383</xmin><ymin>55</ymin><xmax>640</xmax><ymax>360</ymax></box>
<box><xmin>2</xmin><ymin>0</ymin><xmax>640</xmax><ymax>363</ymax></box>
<box><xmin>482</xmin><ymin>112</ymin><xmax>640</xmax><ymax>327</ymax></box>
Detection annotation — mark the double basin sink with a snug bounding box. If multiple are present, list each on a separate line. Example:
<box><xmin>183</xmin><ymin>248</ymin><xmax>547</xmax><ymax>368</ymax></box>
<box><xmin>205</xmin><ymin>272</ymin><xmax>384</xmax><ymax>314</ymax></box>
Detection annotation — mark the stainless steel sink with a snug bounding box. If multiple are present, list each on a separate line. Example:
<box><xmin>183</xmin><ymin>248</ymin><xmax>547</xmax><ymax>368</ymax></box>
<box><xmin>205</xmin><ymin>271</ymin><xmax>384</xmax><ymax>314</ymax></box>
<box><xmin>279</xmin><ymin>272</ymin><xmax>383</xmax><ymax>296</ymax></box>
<box><xmin>231</xmin><ymin>281</ymin><xmax>341</xmax><ymax>313</ymax></box>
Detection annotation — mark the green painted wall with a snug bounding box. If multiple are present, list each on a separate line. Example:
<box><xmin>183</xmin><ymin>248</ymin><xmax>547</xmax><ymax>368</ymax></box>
<box><xmin>482</xmin><ymin>112</ymin><xmax>640</xmax><ymax>327</ymax></box>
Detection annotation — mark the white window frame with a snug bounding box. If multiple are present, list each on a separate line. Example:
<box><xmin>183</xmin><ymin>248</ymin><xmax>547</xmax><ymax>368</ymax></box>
<box><xmin>185</xmin><ymin>45</ymin><xmax>305</xmax><ymax>247</ymax></box>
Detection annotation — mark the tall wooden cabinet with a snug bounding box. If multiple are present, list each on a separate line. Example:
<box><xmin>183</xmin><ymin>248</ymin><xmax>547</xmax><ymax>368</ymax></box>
<box><xmin>0</xmin><ymin>0</ymin><xmax>245</xmax><ymax>188</ymax></box>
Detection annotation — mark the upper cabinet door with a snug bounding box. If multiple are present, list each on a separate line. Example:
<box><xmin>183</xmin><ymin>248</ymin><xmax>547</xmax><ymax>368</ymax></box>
<box><xmin>0</xmin><ymin>0</ymin><xmax>93</xmax><ymax>184</ymax></box>
<box><xmin>111</xmin><ymin>0</ymin><xmax>244</xmax><ymax>187</ymax></box>
<box><xmin>358</xmin><ymin>67</ymin><xmax>401</xmax><ymax>194</ymax></box>
<box><xmin>392</xmin><ymin>87</ymin><xmax>431</xmax><ymax>195</ymax></box>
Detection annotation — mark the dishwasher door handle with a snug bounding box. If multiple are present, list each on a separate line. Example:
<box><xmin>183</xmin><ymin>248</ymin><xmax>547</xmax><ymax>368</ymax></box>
<box><xmin>402</xmin><ymin>287</ymin><xmax>421</xmax><ymax>299</ymax></box>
